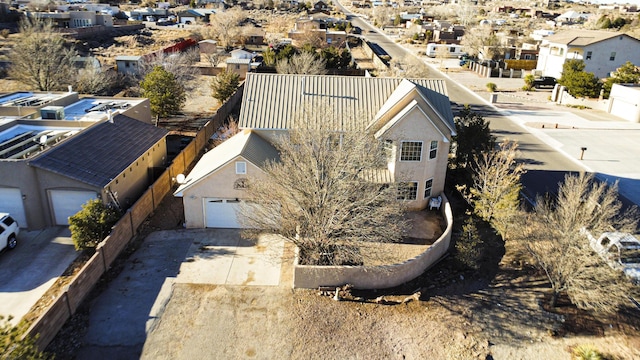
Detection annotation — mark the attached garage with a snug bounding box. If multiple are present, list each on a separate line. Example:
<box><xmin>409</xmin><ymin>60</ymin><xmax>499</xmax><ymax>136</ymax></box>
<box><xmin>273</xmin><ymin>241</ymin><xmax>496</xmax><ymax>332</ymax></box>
<box><xmin>0</xmin><ymin>187</ymin><xmax>27</xmax><ymax>228</ymax></box>
<box><xmin>49</xmin><ymin>189</ymin><xmax>98</xmax><ymax>225</ymax></box>
<box><xmin>204</xmin><ymin>198</ymin><xmax>242</xmax><ymax>228</ymax></box>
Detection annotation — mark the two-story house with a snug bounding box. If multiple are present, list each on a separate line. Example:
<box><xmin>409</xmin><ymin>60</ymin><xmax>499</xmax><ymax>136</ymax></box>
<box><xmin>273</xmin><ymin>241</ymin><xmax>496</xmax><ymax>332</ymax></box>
<box><xmin>175</xmin><ymin>73</ymin><xmax>455</xmax><ymax>228</ymax></box>
<box><xmin>536</xmin><ymin>30</ymin><xmax>640</xmax><ymax>79</ymax></box>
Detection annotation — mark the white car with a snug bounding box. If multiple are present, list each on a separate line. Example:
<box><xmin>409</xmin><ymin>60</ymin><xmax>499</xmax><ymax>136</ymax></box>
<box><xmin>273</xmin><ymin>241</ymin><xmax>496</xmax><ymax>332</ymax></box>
<box><xmin>584</xmin><ymin>229</ymin><xmax>640</xmax><ymax>282</ymax></box>
<box><xmin>0</xmin><ymin>213</ymin><xmax>19</xmax><ymax>251</ymax></box>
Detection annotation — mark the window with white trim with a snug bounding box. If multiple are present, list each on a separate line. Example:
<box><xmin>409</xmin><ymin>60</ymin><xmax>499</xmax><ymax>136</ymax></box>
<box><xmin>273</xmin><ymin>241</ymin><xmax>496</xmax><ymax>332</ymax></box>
<box><xmin>429</xmin><ymin>140</ymin><xmax>438</xmax><ymax>159</ymax></box>
<box><xmin>397</xmin><ymin>182</ymin><xmax>418</xmax><ymax>201</ymax></box>
<box><xmin>400</xmin><ymin>141</ymin><xmax>422</xmax><ymax>161</ymax></box>
<box><xmin>235</xmin><ymin>161</ymin><xmax>246</xmax><ymax>174</ymax></box>
<box><xmin>424</xmin><ymin>179</ymin><xmax>433</xmax><ymax>198</ymax></box>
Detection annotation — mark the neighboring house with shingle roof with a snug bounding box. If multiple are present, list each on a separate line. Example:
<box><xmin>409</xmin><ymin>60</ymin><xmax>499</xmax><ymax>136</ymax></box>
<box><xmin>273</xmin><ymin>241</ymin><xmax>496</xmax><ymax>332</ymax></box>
<box><xmin>176</xmin><ymin>73</ymin><xmax>455</xmax><ymax>228</ymax></box>
<box><xmin>0</xmin><ymin>114</ymin><xmax>167</xmax><ymax>229</ymax></box>
<box><xmin>536</xmin><ymin>30</ymin><xmax>640</xmax><ymax>79</ymax></box>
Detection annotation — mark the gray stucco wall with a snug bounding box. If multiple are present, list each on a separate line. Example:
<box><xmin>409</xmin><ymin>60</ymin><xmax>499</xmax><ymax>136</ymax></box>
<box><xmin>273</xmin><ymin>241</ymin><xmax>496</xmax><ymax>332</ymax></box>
<box><xmin>292</xmin><ymin>194</ymin><xmax>454</xmax><ymax>289</ymax></box>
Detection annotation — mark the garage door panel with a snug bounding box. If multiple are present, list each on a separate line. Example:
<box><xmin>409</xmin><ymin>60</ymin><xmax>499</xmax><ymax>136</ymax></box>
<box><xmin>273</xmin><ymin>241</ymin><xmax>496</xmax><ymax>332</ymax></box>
<box><xmin>204</xmin><ymin>198</ymin><xmax>242</xmax><ymax>228</ymax></box>
<box><xmin>0</xmin><ymin>188</ymin><xmax>27</xmax><ymax>228</ymax></box>
<box><xmin>50</xmin><ymin>190</ymin><xmax>98</xmax><ymax>225</ymax></box>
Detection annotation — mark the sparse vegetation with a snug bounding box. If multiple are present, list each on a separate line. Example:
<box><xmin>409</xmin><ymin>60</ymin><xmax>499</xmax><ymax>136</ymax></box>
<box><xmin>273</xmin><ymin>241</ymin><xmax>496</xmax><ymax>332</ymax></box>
<box><xmin>210</xmin><ymin>70</ymin><xmax>241</xmax><ymax>104</ymax></box>
<box><xmin>1</xmin><ymin>316</ymin><xmax>51</xmax><ymax>359</ymax></box>
<box><xmin>69</xmin><ymin>199</ymin><xmax>121</xmax><ymax>251</ymax></box>
<box><xmin>140</xmin><ymin>66</ymin><xmax>186</xmax><ymax>120</ymax></box>
<box><xmin>486</xmin><ymin>82</ymin><xmax>497</xmax><ymax>92</ymax></box>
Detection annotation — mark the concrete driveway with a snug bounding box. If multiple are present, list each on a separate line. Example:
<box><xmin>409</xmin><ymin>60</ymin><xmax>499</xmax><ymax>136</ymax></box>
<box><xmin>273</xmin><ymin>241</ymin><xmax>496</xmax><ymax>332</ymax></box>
<box><xmin>176</xmin><ymin>229</ymin><xmax>284</xmax><ymax>286</ymax></box>
<box><xmin>76</xmin><ymin>229</ymin><xmax>284</xmax><ymax>360</ymax></box>
<box><xmin>0</xmin><ymin>227</ymin><xmax>77</xmax><ymax>325</ymax></box>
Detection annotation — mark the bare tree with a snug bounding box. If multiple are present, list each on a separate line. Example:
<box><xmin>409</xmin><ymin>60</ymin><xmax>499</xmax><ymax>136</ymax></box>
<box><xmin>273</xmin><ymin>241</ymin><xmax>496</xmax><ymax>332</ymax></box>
<box><xmin>73</xmin><ymin>63</ymin><xmax>124</xmax><ymax>96</ymax></box>
<box><xmin>8</xmin><ymin>18</ymin><xmax>77</xmax><ymax>91</ymax></box>
<box><xmin>521</xmin><ymin>173</ymin><xmax>638</xmax><ymax>312</ymax></box>
<box><xmin>240</xmin><ymin>105</ymin><xmax>407</xmax><ymax>266</ymax></box>
<box><xmin>276</xmin><ymin>52</ymin><xmax>327</xmax><ymax>75</ymax></box>
<box><xmin>455</xmin><ymin>0</ymin><xmax>477</xmax><ymax>26</ymax></box>
<box><xmin>459</xmin><ymin>140</ymin><xmax>525</xmax><ymax>238</ymax></box>
<box><xmin>435</xmin><ymin>44</ymin><xmax>451</xmax><ymax>69</ymax></box>
<box><xmin>383</xmin><ymin>57</ymin><xmax>430</xmax><ymax>78</ymax></box>
<box><xmin>460</xmin><ymin>24</ymin><xmax>503</xmax><ymax>59</ymax></box>
<box><xmin>139</xmin><ymin>49</ymin><xmax>200</xmax><ymax>91</ymax></box>
<box><xmin>205</xmin><ymin>8</ymin><xmax>245</xmax><ymax>48</ymax></box>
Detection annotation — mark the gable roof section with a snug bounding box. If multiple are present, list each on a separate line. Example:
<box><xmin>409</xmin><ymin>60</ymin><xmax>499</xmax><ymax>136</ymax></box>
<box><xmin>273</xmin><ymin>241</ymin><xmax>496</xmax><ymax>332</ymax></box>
<box><xmin>29</xmin><ymin>114</ymin><xmax>167</xmax><ymax>188</ymax></box>
<box><xmin>544</xmin><ymin>30</ymin><xmax>639</xmax><ymax>47</ymax></box>
<box><xmin>374</xmin><ymin>99</ymin><xmax>450</xmax><ymax>141</ymax></box>
<box><xmin>369</xmin><ymin>78</ymin><xmax>455</xmax><ymax>136</ymax></box>
<box><xmin>174</xmin><ymin>130</ymin><xmax>279</xmax><ymax>196</ymax></box>
<box><xmin>239</xmin><ymin>73</ymin><xmax>453</xmax><ymax>133</ymax></box>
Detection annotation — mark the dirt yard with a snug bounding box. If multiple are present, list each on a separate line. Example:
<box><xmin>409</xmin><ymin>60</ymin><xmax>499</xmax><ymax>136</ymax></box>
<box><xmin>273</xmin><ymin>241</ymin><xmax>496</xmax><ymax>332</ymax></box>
<box><xmin>135</xmin><ymin>195</ymin><xmax>640</xmax><ymax>360</ymax></box>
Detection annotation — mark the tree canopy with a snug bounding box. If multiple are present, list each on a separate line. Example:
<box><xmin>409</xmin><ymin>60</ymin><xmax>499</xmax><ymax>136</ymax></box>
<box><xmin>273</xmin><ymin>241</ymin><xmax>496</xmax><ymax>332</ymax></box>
<box><xmin>69</xmin><ymin>199</ymin><xmax>121</xmax><ymax>251</ymax></box>
<box><xmin>558</xmin><ymin>59</ymin><xmax>601</xmax><ymax>98</ymax></box>
<box><xmin>210</xmin><ymin>70</ymin><xmax>240</xmax><ymax>103</ymax></box>
<box><xmin>8</xmin><ymin>18</ymin><xmax>77</xmax><ymax>91</ymax></box>
<box><xmin>1</xmin><ymin>317</ymin><xmax>51</xmax><ymax>360</ymax></box>
<box><xmin>452</xmin><ymin>106</ymin><xmax>495</xmax><ymax>170</ymax></box>
<box><xmin>240</xmin><ymin>105</ymin><xmax>407</xmax><ymax>266</ymax></box>
<box><xmin>140</xmin><ymin>66</ymin><xmax>186</xmax><ymax>119</ymax></box>
<box><xmin>603</xmin><ymin>61</ymin><xmax>640</xmax><ymax>98</ymax></box>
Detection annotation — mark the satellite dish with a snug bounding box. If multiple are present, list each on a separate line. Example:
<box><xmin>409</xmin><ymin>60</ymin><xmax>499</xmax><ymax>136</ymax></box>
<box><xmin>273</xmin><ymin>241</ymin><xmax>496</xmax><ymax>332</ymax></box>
<box><xmin>39</xmin><ymin>135</ymin><xmax>47</xmax><ymax>145</ymax></box>
<box><xmin>176</xmin><ymin>174</ymin><xmax>186</xmax><ymax>184</ymax></box>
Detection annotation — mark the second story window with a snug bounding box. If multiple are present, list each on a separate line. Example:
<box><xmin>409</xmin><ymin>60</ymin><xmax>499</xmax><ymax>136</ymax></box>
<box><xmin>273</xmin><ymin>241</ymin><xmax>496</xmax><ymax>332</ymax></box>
<box><xmin>610</xmin><ymin>52</ymin><xmax>616</xmax><ymax>61</ymax></box>
<box><xmin>429</xmin><ymin>141</ymin><xmax>438</xmax><ymax>160</ymax></box>
<box><xmin>400</xmin><ymin>141</ymin><xmax>422</xmax><ymax>161</ymax></box>
<box><xmin>236</xmin><ymin>161</ymin><xmax>246</xmax><ymax>175</ymax></box>
<box><xmin>586</xmin><ymin>51</ymin><xmax>592</xmax><ymax>60</ymax></box>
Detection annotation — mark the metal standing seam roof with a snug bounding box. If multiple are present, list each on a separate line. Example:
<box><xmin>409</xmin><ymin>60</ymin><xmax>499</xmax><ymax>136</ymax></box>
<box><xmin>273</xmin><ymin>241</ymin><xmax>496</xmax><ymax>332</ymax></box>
<box><xmin>543</xmin><ymin>30</ymin><xmax>638</xmax><ymax>47</ymax></box>
<box><xmin>174</xmin><ymin>130</ymin><xmax>280</xmax><ymax>196</ymax></box>
<box><xmin>28</xmin><ymin>114</ymin><xmax>168</xmax><ymax>188</ymax></box>
<box><xmin>239</xmin><ymin>73</ymin><xmax>454</xmax><ymax>133</ymax></box>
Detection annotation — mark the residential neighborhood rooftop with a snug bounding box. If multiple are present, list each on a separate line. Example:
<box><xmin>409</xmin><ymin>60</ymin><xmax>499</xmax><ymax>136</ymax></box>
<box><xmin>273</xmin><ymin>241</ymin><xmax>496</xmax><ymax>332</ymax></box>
<box><xmin>542</xmin><ymin>29</ymin><xmax>639</xmax><ymax>46</ymax></box>
<box><xmin>28</xmin><ymin>114</ymin><xmax>167</xmax><ymax>188</ymax></box>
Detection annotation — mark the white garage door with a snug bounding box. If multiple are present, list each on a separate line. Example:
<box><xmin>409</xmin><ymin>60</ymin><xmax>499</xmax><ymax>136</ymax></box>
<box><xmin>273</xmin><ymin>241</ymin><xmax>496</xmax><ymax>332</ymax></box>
<box><xmin>0</xmin><ymin>187</ymin><xmax>27</xmax><ymax>228</ymax></box>
<box><xmin>204</xmin><ymin>198</ymin><xmax>243</xmax><ymax>228</ymax></box>
<box><xmin>50</xmin><ymin>190</ymin><xmax>98</xmax><ymax>225</ymax></box>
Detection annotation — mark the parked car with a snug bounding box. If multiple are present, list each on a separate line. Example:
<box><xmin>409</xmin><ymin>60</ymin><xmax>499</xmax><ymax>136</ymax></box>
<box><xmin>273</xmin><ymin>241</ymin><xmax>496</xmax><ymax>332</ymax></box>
<box><xmin>583</xmin><ymin>228</ymin><xmax>640</xmax><ymax>283</ymax></box>
<box><xmin>352</xmin><ymin>26</ymin><xmax>362</xmax><ymax>34</ymax></box>
<box><xmin>533</xmin><ymin>76</ymin><xmax>557</xmax><ymax>89</ymax></box>
<box><xmin>0</xmin><ymin>213</ymin><xmax>19</xmax><ymax>251</ymax></box>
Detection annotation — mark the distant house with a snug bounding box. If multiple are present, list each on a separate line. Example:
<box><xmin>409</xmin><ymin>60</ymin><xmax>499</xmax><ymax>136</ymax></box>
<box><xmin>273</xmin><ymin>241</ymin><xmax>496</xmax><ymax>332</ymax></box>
<box><xmin>536</xmin><ymin>30</ymin><xmax>640</xmax><ymax>79</ymax></box>
<box><xmin>230</xmin><ymin>49</ymin><xmax>255</xmax><ymax>60</ymax></box>
<box><xmin>116</xmin><ymin>56</ymin><xmax>143</xmax><ymax>76</ymax></box>
<box><xmin>225</xmin><ymin>58</ymin><xmax>251</xmax><ymax>79</ymax></box>
<box><xmin>199</xmin><ymin>39</ymin><xmax>218</xmax><ymax>54</ymax></box>
<box><xmin>175</xmin><ymin>73</ymin><xmax>455</xmax><ymax>228</ymax></box>
<box><xmin>31</xmin><ymin>10</ymin><xmax>113</xmax><ymax>28</ymax></box>
<box><xmin>176</xmin><ymin>8</ymin><xmax>216</xmax><ymax>24</ymax></box>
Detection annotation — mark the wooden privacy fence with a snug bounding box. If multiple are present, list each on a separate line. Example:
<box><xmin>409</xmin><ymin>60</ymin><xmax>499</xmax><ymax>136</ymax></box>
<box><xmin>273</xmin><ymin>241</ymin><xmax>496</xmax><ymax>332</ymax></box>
<box><xmin>23</xmin><ymin>84</ymin><xmax>244</xmax><ymax>350</ymax></box>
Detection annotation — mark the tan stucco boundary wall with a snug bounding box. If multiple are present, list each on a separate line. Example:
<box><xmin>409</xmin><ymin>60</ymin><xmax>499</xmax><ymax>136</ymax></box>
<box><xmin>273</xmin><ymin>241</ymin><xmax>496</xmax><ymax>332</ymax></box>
<box><xmin>292</xmin><ymin>194</ymin><xmax>453</xmax><ymax>289</ymax></box>
<box><xmin>22</xmin><ymin>85</ymin><xmax>245</xmax><ymax>351</ymax></box>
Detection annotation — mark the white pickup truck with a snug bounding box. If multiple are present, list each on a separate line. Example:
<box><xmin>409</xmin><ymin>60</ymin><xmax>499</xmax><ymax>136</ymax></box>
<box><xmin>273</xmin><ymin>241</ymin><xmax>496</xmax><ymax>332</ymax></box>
<box><xmin>0</xmin><ymin>213</ymin><xmax>19</xmax><ymax>251</ymax></box>
<box><xmin>583</xmin><ymin>228</ymin><xmax>640</xmax><ymax>282</ymax></box>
